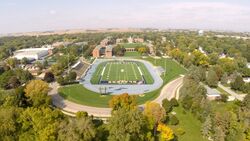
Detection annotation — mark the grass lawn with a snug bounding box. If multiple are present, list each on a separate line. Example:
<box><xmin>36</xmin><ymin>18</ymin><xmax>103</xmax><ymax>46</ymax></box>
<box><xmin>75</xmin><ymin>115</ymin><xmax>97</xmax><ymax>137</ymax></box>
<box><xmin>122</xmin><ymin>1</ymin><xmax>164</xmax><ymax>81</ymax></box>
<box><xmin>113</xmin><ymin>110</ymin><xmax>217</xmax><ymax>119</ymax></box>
<box><xmin>59</xmin><ymin>84</ymin><xmax>162</xmax><ymax>107</ymax></box>
<box><xmin>59</xmin><ymin>57</ymin><xmax>187</xmax><ymax>107</ymax></box>
<box><xmin>124</xmin><ymin>51</ymin><xmax>141</xmax><ymax>57</ymax></box>
<box><xmin>121</xmin><ymin>43</ymin><xmax>144</xmax><ymax>48</ymax></box>
<box><xmin>171</xmin><ymin>106</ymin><xmax>208</xmax><ymax>141</ymax></box>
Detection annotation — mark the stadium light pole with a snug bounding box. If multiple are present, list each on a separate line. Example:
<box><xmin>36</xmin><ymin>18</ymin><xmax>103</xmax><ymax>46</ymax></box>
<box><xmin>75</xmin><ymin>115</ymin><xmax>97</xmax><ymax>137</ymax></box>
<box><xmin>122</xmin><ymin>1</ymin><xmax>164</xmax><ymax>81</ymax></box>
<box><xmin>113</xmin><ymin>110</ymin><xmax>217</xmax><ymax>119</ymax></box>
<box><xmin>164</xmin><ymin>58</ymin><xmax>166</xmax><ymax>77</ymax></box>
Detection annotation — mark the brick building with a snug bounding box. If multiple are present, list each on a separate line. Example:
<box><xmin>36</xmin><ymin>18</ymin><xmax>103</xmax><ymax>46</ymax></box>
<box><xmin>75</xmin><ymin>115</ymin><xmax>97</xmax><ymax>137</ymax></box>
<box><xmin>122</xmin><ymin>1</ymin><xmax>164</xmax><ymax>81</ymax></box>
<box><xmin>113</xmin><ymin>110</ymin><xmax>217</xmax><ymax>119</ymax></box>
<box><xmin>92</xmin><ymin>45</ymin><xmax>113</xmax><ymax>58</ymax></box>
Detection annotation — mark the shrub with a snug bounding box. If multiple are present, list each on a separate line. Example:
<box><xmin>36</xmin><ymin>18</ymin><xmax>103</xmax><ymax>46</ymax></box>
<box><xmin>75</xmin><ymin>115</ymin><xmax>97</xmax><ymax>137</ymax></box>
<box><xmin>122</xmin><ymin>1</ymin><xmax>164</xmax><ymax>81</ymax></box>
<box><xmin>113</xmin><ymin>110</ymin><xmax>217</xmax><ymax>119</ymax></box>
<box><xmin>175</xmin><ymin>128</ymin><xmax>186</xmax><ymax>136</ymax></box>
<box><xmin>169</xmin><ymin>115</ymin><xmax>179</xmax><ymax>125</ymax></box>
<box><xmin>76</xmin><ymin>111</ymin><xmax>88</xmax><ymax>118</ymax></box>
<box><xmin>162</xmin><ymin>98</ymin><xmax>173</xmax><ymax>113</ymax></box>
<box><xmin>44</xmin><ymin>71</ymin><xmax>55</xmax><ymax>83</ymax></box>
<box><xmin>170</xmin><ymin>98</ymin><xmax>179</xmax><ymax>107</ymax></box>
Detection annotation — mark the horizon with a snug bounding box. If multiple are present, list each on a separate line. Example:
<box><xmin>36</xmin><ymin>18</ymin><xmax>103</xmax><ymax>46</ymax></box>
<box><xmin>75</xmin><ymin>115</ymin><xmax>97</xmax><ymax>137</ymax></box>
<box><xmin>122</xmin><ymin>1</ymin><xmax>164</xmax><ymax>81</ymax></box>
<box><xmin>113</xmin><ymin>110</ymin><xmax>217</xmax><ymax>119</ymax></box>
<box><xmin>1</xmin><ymin>0</ymin><xmax>250</xmax><ymax>34</ymax></box>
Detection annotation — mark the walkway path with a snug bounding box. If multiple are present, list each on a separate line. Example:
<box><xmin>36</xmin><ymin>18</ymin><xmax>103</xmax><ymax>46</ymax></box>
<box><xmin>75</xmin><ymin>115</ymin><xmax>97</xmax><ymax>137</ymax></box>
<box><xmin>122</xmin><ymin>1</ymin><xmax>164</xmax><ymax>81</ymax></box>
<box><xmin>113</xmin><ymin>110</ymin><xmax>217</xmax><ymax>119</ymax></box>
<box><xmin>48</xmin><ymin>76</ymin><xmax>184</xmax><ymax>117</ymax></box>
<box><xmin>218</xmin><ymin>83</ymin><xmax>246</xmax><ymax>101</ymax></box>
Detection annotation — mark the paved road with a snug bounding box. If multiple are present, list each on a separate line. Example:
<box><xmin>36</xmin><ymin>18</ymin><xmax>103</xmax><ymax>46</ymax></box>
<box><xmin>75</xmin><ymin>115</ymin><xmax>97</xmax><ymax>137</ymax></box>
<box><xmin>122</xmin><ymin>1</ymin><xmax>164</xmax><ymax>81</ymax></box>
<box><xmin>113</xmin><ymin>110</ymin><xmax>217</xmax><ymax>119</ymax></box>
<box><xmin>218</xmin><ymin>83</ymin><xmax>246</xmax><ymax>101</ymax></box>
<box><xmin>48</xmin><ymin>76</ymin><xmax>184</xmax><ymax>117</ymax></box>
<box><xmin>152</xmin><ymin>76</ymin><xmax>184</xmax><ymax>105</ymax></box>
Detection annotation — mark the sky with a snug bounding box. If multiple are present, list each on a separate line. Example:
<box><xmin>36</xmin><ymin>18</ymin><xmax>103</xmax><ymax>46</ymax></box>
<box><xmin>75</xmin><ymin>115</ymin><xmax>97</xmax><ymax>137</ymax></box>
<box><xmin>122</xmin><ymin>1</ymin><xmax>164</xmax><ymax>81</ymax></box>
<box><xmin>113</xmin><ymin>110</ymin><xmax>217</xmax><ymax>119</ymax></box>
<box><xmin>0</xmin><ymin>0</ymin><xmax>250</xmax><ymax>34</ymax></box>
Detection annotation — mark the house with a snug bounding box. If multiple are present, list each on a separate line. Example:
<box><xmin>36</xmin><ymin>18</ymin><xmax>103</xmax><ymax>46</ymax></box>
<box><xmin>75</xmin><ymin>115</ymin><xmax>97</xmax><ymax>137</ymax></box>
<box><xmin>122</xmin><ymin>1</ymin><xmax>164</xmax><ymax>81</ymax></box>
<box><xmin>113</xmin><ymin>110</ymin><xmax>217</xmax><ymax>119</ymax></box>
<box><xmin>247</xmin><ymin>63</ymin><xmax>250</xmax><ymax>69</ymax></box>
<box><xmin>204</xmin><ymin>85</ymin><xmax>221</xmax><ymax>100</ymax></box>
<box><xmin>243</xmin><ymin>77</ymin><xmax>250</xmax><ymax>83</ymax></box>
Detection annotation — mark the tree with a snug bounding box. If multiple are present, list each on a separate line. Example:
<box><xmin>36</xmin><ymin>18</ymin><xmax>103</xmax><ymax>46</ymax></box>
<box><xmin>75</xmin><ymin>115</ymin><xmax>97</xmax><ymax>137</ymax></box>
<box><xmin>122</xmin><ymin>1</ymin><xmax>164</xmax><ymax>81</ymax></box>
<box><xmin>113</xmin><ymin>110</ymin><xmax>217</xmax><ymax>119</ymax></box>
<box><xmin>168</xmin><ymin>115</ymin><xmax>179</xmax><ymax>125</ymax></box>
<box><xmin>24</xmin><ymin>80</ymin><xmax>50</xmax><ymax>107</ymax></box>
<box><xmin>5</xmin><ymin>58</ymin><xmax>18</xmax><ymax>69</ymax></box>
<box><xmin>8</xmin><ymin>76</ymin><xmax>20</xmax><ymax>89</ymax></box>
<box><xmin>58</xmin><ymin>117</ymin><xmax>96</xmax><ymax>141</ymax></box>
<box><xmin>208</xmin><ymin>52</ymin><xmax>219</xmax><ymax>65</ymax></box>
<box><xmin>56</xmin><ymin>76</ymin><xmax>65</xmax><ymax>85</ymax></box>
<box><xmin>231</xmin><ymin>75</ymin><xmax>244</xmax><ymax>91</ymax></box>
<box><xmin>43</xmin><ymin>71</ymin><xmax>55</xmax><ymax>83</ymax></box>
<box><xmin>0</xmin><ymin>107</ymin><xmax>18</xmax><ymax>141</ymax></box>
<box><xmin>108</xmin><ymin>108</ymin><xmax>147</xmax><ymax>141</ymax></box>
<box><xmin>162</xmin><ymin>98</ymin><xmax>173</xmax><ymax>113</ymax></box>
<box><xmin>109</xmin><ymin>93</ymin><xmax>137</xmax><ymax>111</ymax></box>
<box><xmin>201</xmin><ymin>116</ymin><xmax>212</xmax><ymax>139</ymax></box>
<box><xmin>18</xmin><ymin>107</ymin><xmax>64</xmax><ymax>141</ymax></box>
<box><xmin>21</xmin><ymin>57</ymin><xmax>29</xmax><ymax>65</ymax></box>
<box><xmin>157</xmin><ymin>123</ymin><xmax>174</xmax><ymax>141</ymax></box>
<box><xmin>68</xmin><ymin>71</ymin><xmax>77</xmax><ymax>81</ymax></box>
<box><xmin>170</xmin><ymin>98</ymin><xmax>179</xmax><ymax>107</ymax></box>
<box><xmin>144</xmin><ymin>102</ymin><xmax>166</xmax><ymax>135</ymax></box>
<box><xmin>218</xmin><ymin>58</ymin><xmax>238</xmax><ymax>74</ymax></box>
<box><xmin>213</xmin><ymin>126</ymin><xmax>225</xmax><ymax>141</ymax></box>
<box><xmin>206</xmin><ymin>69</ymin><xmax>219</xmax><ymax>88</ymax></box>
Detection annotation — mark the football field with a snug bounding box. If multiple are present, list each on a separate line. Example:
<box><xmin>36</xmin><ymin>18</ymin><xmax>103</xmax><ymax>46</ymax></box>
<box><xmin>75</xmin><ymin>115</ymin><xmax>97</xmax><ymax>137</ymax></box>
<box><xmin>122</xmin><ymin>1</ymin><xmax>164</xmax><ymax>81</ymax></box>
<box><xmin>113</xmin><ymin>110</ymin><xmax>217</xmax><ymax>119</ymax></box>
<box><xmin>91</xmin><ymin>61</ymin><xmax>154</xmax><ymax>84</ymax></box>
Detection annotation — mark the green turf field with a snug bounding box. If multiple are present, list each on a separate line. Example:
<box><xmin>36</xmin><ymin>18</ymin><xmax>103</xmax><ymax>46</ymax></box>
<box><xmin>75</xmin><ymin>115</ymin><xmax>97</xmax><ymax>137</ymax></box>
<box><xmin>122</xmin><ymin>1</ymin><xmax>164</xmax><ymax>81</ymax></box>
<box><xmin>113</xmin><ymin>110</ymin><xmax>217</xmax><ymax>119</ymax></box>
<box><xmin>91</xmin><ymin>61</ymin><xmax>154</xmax><ymax>84</ymax></box>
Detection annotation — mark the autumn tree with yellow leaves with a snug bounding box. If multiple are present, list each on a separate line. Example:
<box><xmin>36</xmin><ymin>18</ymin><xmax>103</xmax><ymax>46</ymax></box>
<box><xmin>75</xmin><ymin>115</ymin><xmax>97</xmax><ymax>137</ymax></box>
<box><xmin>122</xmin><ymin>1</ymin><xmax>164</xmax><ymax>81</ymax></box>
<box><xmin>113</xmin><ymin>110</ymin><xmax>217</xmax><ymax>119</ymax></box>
<box><xmin>157</xmin><ymin>123</ymin><xmax>174</xmax><ymax>141</ymax></box>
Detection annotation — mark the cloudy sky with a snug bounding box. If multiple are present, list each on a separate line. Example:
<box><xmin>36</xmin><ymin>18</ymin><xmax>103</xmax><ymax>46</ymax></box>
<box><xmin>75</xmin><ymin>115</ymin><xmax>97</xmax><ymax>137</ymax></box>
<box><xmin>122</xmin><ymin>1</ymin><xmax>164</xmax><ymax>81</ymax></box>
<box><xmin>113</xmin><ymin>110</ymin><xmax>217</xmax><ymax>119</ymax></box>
<box><xmin>0</xmin><ymin>0</ymin><xmax>250</xmax><ymax>33</ymax></box>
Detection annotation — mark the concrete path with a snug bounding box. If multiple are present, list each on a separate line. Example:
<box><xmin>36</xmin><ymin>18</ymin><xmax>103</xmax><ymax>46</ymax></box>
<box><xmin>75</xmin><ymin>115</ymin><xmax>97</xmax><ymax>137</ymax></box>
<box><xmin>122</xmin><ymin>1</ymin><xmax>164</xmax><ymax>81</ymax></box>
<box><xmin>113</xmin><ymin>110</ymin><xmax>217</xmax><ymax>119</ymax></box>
<box><xmin>218</xmin><ymin>83</ymin><xmax>246</xmax><ymax>101</ymax></box>
<box><xmin>48</xmin><ymin>76</ymin><xmax>184</xmax><ymax>117</ymax></box>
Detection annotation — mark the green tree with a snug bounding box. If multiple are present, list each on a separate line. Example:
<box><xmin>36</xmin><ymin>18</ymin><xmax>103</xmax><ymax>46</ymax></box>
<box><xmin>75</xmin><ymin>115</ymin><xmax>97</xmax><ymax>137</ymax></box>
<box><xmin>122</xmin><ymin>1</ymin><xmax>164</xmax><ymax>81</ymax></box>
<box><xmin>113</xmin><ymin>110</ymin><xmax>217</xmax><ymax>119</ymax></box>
<box><xmin>18</xmin><ymin>107</ymin><xmax>64</xmax><ymax>141</ymax></box>
<box><xmin>206</xmin><ymin>68</ymin><xmax>219</xmax><ymax>88</ymax></box>
<box><xmin>201</xmin><ymin>116</ymin><xmax>212</xmax><ymax>139</ymax></box>
<box><xmin>24</xmin><ymin>80</ymin><xmax>51</xmax><ymax>107</ymax></box>
<box><xmin>58</xmin><ymin>117</ymin><xmax>96</xmax><ymax>141</ymax></box>
<box><xmin>231</xmin><ymin>75</ymin><xmax>244</xmax><ymax>91</ymax></box>
<box><xmin>162</xmin><ymin>98</ymin><xmax>173</xmax><ymax>113</ymax></box>
<box><xmin>108</xmin><ymin>108</ymin><xmax>147</xmax><ymax>141</ymax></box>
<box><xmin>6</xmin><ymin>58</ymin><xmax>18</xmax><ymax>69</ymax></box>
<box><xmin>68</xmin><ymin>71</ymin><xmax>77</xmax><ymax>81</ymax></box>
<box><xmin>0</xmin><ymin>107</ymin><xmax>19</xmax><ymax>141</ymax></box>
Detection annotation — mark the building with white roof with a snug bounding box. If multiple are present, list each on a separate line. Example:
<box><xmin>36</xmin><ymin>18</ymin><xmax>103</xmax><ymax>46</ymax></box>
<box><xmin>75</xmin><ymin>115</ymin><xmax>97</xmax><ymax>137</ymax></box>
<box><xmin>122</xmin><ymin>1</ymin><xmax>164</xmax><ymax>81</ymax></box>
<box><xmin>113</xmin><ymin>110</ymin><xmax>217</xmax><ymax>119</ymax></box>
<box><xmin>204</xmin><ymin>85</ymin><xmax>221</xmax><ymax>100</ymax></box>
<box><xmin>13</xmin><ymin>47</ymin><xmax>52</xmax><ymax>60</ymax></box>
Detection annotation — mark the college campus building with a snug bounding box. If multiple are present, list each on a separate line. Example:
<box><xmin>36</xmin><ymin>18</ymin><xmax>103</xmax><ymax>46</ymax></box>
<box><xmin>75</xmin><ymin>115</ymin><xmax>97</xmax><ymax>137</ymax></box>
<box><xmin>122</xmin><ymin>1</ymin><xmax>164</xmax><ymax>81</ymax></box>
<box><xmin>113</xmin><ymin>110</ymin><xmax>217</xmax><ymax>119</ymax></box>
<box><xmin>93</xmin><ymin>37</ymin><xmax>113</xmax><ymax>58</ymax></box>
<box><xmin>13</xmin><ymin>46</ymin><xmax>53</xmax><ymax>60</ymax></box>
<box><xmin>92</xmin><ymin>45</ymin><xmax>113</xmax><ymax>58</ymax></box>
<box><xmin>127</xmin><ymin>36</ymin><xmax>144</xmax><ymax>43</ymax></box>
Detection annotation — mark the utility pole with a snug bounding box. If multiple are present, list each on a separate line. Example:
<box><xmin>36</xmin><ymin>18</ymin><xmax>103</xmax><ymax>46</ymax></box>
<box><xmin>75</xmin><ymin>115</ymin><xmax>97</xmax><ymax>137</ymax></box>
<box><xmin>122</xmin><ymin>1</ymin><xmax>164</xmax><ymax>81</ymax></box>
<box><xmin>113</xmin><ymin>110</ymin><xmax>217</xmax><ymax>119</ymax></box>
<box><xmin>64</xmin><ymin>44</ymin><xmax>70</xmax><ymax>74</ymax></box>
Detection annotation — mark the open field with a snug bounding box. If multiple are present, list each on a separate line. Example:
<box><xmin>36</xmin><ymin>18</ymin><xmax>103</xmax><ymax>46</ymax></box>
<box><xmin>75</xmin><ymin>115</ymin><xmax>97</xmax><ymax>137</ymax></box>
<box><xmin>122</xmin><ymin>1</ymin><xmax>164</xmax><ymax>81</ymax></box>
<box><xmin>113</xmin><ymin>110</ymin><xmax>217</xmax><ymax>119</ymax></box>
<box><xmin>90</xmin><ymin>60</ymin><xmax>154</xmax><ymax>84</ymax></box>
<box><xmin>59</xmin><ymin>57</ymin><xmax>187</xmax><ymax>107</ymax></box>
<box><xmin>124</xmin><ymin>51</ymin><xmax>141</xmax><ymax>57</ymax></box>
<box><xmin>120</xmin><ymin>43</ymin><xmax>144</xmax><ymax>48</ymax></box>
